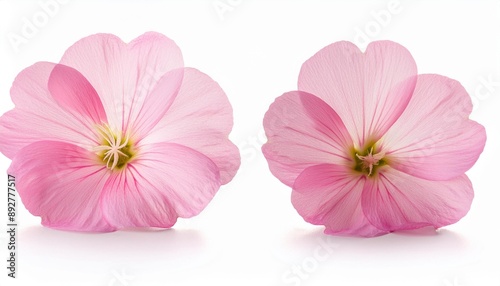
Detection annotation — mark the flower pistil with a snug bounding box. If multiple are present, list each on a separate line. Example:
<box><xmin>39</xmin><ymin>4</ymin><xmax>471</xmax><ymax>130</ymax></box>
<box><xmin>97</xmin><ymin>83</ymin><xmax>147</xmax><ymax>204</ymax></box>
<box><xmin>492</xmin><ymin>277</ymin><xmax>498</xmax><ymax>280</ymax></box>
<box><xmin>94</xmin><ymin>124</ymin><xmax>135</xmax><ymax>171</ymax></box>
<box><xmin>354</xmin><ymin>146</ymin><xmax>386</xmax><ymax>176</ymax></box>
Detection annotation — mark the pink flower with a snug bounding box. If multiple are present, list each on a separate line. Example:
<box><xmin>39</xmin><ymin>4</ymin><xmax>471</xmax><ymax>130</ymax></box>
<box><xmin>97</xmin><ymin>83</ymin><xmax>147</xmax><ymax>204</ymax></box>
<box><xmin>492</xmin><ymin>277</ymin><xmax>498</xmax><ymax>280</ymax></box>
<box><xmin>262</xmin><ymin>41</ymin><xmax>486</xmax><ymax>237</ymax></box>
<box><xmin>0</xmin><ymin>32</ymin><xmax>240</xmax><ymax>232</ymax></box>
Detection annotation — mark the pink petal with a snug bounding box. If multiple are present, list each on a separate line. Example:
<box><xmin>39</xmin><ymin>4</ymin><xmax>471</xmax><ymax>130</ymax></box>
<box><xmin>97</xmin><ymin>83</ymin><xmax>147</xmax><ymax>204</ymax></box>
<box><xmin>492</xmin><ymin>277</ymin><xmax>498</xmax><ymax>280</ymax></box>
<box><xmin>379</xmin><ymin>74</ymin><xmax>486</xmax><ymax>180</ymax></box>
<box><xmin>0</xmin><ymin>62</ymin><xmax>99</xmax><ymax>159</ymax></box>
<box><xmin>129</xmin><ymin>68</ymin><xmax>184</xmax><ymax>141</ymax></box>
<box><xmin>48</xmin><ymin>64</ymin><xmax>107</xmax><ymax>125</ymax></box>
<box><xmin>59</xmin><ymin>32</ymin><xmax>184</xmax><ymax>132</ymax></box>
<box><xmin>99</xmin><ymin>169</ymin><xmax>178</xmax><ymax>229</ymax></box>
<box><xmin>141</xmin><ymin>68</ymin><xmax>240</xmax><ymax>185</ymax></box>
<box><xmin>298</xmin><ymin>41</ymin><xmax>417</xmax><ymax>147</ymax></box>
<box><xmin>8</xmin><ymin>141</ymin><xmax>113</xmax><ymax>232</ymax></box>
<box><xmin>262</xmin><ymin>91</ymin><xmax>352</xmax><ymax>187</ymax></box>
<box><xmin>362</xmin><ymin>167</ymin><xmax>474</xmax><ymax>232</ymax></box>
<box><xmin>292</xmin><ymin>164</ymin><xmax>386</xmax><ymax>237</ymax></box>
<box><xmin>100</xmin><ymin>142</ymin><xmax>221</xmax><ymax>228</ymax></box>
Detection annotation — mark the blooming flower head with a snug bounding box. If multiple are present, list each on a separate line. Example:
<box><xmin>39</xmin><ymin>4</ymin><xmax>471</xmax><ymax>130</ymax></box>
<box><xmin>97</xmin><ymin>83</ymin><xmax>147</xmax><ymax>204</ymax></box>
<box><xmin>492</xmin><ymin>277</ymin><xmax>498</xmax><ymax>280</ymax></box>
<box><xmin>262</xmin><ymin>41</ymin><xmax>486</xmax><ymax>237</ymax></box>
<box><xmin>0</xmin><ymin>32</ymin><xmax>240</xmax><ymax>232</ymax></box>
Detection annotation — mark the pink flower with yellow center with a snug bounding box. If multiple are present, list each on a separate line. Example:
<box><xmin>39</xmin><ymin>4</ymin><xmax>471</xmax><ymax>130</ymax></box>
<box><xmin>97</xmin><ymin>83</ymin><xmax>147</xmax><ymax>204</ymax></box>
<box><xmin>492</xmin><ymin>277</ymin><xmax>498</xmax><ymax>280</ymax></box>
<box><xmin>262</xmin><ymin>41</ymin><xmax>486</xmax><ymax>237</ymax></box>
<box><xmin>0</xmin><ymin>32</ymin><xmax>240</xmax><ymax>232</ymax></box>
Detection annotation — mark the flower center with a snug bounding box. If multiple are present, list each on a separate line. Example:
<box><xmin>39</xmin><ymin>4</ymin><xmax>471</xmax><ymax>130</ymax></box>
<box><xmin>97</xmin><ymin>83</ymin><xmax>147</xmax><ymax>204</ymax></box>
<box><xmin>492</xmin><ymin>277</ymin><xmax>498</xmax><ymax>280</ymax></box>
<box><xmin>94</xmin><ymin>124</ymin><xmax>135</xmax><ymax>171</ymax></box>
<box><xmin>353</xmin><ymin>146</ymin><xmax>386</xmax><ymax>176</ymax></box>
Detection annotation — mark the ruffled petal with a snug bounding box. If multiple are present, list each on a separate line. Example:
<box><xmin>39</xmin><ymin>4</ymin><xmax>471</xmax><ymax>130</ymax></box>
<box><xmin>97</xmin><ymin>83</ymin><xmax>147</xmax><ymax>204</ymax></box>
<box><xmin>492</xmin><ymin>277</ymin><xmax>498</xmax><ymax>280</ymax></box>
<box><xmin>379</xmin><ymin>74</ymin><xmax>486</xmax><ymax>180</ymax></box>
<box><xmin>262</xmin><ymin>91</ymin><xmax>352</xmax><ymax>186</ymax></box>
<box><xmin>298</xmin><ymin>41</ymin><xmax>417</xmax><ymax>147</ymax></box>
<box><xmin>362</xmin><ymin>167</ymin><xmax>474</xmax><ymax>231</ymax></box>
<box><xmin>0</xmin><ymin>62</ymin><xmax>99</xmax><ymax>159</ymax></box>
<box><xmin>292</xmin><ymin>164</ymin><xmax>386</xmax><ymax>237</ymax></box>
<box><xmin>59</xmin><ymin>32</ymin><xmax>184</xmax><ymax>133</ymax></box>
<box><xmin>141</xmin><ymin>68</ymin><xmax>239</xmax><ymax>185</ymax></box>
<box><xmin>8</xmin><ymin>141</ymin><xmax>113</xmax><ymax>232</ymax></box>
<box><xmin>100</xmin><ymin>142</ymin><xmax>221</xmax><ymax>228</ymax></box>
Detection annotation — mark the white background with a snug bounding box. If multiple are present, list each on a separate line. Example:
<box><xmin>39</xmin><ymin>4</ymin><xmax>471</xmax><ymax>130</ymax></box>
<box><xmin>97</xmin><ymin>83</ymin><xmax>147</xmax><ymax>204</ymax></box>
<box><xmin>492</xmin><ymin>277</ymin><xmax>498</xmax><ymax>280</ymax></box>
<box><xmin>0</xmin><ymin>0</ymin><xmax>499</xmax><ymax>285</ymax></box>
